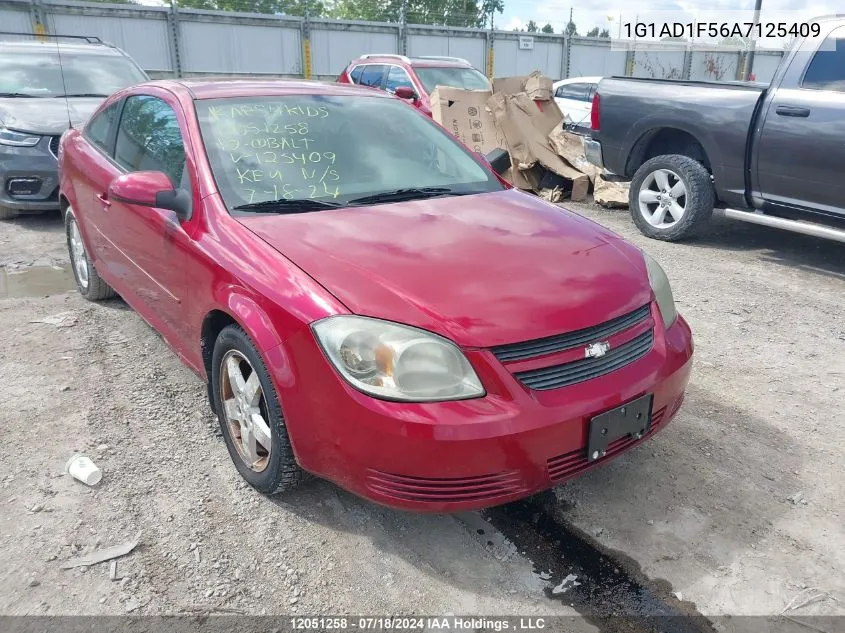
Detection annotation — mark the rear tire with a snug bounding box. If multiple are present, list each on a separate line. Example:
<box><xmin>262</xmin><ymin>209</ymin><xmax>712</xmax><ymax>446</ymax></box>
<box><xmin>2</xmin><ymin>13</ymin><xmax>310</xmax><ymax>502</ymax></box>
<box><xmin>65</xmin><ymin>206</ymin><xmax>116</xmax><ymax>301</ymax></box>
<box><xmin>629</xmin><ymin>154</ymin><xmax>714</xmax><ymax>241</ymax></box>
<box><xmin>211</xmin><ymin>325</ymin><xmax>305</xmax><ymax>495</ymax></box>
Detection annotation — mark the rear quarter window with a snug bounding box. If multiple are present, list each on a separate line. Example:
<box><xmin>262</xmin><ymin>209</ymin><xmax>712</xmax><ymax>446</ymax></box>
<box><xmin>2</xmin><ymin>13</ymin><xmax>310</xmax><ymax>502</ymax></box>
<box><xmin>84</xmin><ymin>100</ymin><xmax>122</xmax><ymax>153</ymax></box>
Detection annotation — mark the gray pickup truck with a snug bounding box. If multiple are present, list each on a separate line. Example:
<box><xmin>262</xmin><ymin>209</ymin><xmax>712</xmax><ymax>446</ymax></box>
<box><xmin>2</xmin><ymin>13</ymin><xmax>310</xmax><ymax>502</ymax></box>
<box><xmin>585</xmin><ymin>15</ymin><xmax>845</xmax><ymax>243</ymax></box>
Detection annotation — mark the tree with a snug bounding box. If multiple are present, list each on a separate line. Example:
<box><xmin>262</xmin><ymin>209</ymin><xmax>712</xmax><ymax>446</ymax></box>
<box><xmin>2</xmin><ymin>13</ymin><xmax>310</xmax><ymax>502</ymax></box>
<box><xmin>565</xmin><ymin>19</ymin><xmax>577</xmax><ymax>36</ymax></box>
<box><xmin>586</xmin><ymin>26</ymin><xmax>599</xmax><ymax>37</ymax></box>
<box><xmin>541</xmin><ymin>23</ymin><xmax>553</xmax><ymax>34</ymax></box>
<box><xmin>526</xmin><ymin>20</ymin><xmax>538</xmax><ymax>32</ymax></box>
<box><xmin>599</xmin><ymin>27</ymin><xmax>610</xmax><ymax>38</ymax></box>
<box><xmin>479</xmin><ymin>0</ymin><xmax>504</xmax><ymax>29</ymax></box>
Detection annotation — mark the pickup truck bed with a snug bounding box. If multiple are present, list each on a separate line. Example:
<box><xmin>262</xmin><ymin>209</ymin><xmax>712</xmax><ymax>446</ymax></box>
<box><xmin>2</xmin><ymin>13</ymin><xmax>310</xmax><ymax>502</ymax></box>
<box><xmin>585</xmin><ymin>16</ymin><xmax>845</xmax><ymax>243</ymax></box>
<box><xmin>593</xmin><ymin>79</ymin><xmax>765</xmax><ymax>209</ymax></box>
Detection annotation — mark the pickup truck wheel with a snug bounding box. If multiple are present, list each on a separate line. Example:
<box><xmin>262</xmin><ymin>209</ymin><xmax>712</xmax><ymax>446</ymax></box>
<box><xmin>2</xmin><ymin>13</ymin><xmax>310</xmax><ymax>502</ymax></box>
<box><xmin>630</xmin><ymin>155</ymin><xmax>714</xmax><ymax>241</ymax></box>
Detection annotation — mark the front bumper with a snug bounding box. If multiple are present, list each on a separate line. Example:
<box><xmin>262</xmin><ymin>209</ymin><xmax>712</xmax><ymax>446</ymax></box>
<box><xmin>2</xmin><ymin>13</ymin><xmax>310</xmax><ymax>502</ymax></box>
<box><xmin>0</xmin><ymin>137</ymin><xmax>61</xmax><ymax>213</ymax></box>
<box><xmin>584</xmin><ymin>138</ymin><xmax>604</xmax><ymax>169</ymax></box>
<box><xmin>277</xmin><ymin>307</ymin><xmax>694</xmax><ymax>512</ymax></box>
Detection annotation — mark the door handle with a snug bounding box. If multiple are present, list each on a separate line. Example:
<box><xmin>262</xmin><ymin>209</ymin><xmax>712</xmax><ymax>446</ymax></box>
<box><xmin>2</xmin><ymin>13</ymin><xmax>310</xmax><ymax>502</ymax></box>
<box><xmin>775</xmin><ymin>105</ymin><xmax>810</xmax><ymax>117</ymax></box>
<box><xmin>97</xmin><ymin>193</ymin><xmax>111</xmax><ymax>208</ymax></box>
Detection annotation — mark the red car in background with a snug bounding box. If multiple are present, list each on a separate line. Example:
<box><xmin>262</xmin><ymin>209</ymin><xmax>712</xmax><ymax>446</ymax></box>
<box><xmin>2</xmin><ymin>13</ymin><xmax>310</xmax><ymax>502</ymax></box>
<box><xmin>336</xmin><ymin>54</ymin><xmax>491</xmax><ymax>117</ymax></box>
<box><xmin>59</xmin><ymin>79</ymin><xmax>693</xmax><ymax>512</ymax></box>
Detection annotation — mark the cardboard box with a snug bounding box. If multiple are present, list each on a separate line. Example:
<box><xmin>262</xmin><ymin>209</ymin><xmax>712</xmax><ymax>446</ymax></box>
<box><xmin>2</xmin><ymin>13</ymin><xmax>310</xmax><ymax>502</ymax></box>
<box><xmin>594</xmin><ymin>173</ymin><xmax>630</xmax><ymax>207</ymax></box>
<box><xmin>524</xmin><ymin>70</ymin><xmax>553</xmax><ymax>101</ymax></box>
<box><xmin>488</xmin><ymin>92</ymin><xmax>582</xmax><ymax>182</ymax></box>
<box><xmin>492</xmin><ymin>76</ymin><xmax>527</xmax><ymax>95</ymax></box>
<box><xmin>430</xmin><ymin>86</ymin><xmax>502</xmax><ymax>155</ymax></box>
<box><xmin>548</xmin><ymin>127</ymin><xmax>601</xmax><ymax>182</ymax></box>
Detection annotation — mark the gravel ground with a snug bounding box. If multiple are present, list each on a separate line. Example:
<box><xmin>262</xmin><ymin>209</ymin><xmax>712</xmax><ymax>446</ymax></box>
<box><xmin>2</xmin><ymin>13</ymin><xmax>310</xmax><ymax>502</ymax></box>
<box><xmin>0</xmin><ymin>202</ymin><xmax>842</xmax><ymax>620</ymax></box>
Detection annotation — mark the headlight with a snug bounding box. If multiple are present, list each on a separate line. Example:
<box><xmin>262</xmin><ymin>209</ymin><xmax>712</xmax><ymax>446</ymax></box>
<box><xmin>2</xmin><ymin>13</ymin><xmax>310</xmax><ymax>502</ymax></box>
<box><xmin>312</xmin><ymin>315</ymin><xmax>485</xmax><ymax>402</ymax></box>
<box><xmin>643</xmin><ymin>252</ymin><xmax>677</xmax><ymax>329</ymax></box>
<box><xmin>0</xmin><ymin>127</ymin><xmax>40</xmax><ymax>147</ymax></box>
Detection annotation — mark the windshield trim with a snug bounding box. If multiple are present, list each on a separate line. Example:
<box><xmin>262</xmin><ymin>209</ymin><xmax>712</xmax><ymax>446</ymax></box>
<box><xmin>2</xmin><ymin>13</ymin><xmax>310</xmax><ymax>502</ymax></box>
<box><xmin>192</xmin><ymin>92</ymin><xmax>504</xmax><ymax>216</ymax></box>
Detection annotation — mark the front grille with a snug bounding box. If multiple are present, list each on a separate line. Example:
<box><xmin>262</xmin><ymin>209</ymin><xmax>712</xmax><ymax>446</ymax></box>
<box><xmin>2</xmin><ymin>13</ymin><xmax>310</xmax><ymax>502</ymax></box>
<box><xmin>514</xmin><ymin>329</ymin><xmax>653</xmax><ymax>391</ymax></box>
<box><xmin>547</xmin><ymin>403</ymin><xmax>669</xmax><ymax>483</ymax></box>
<box><xmin>365</xmin><ymin>469</ymin><xmax>524</xmax><ymax>503</ymax></box>
<box><xmin>491</xmin><ymin>304</ymin><xmax>650</xmax><ymax>363</ymax></box>
<box><xmin>49</xmin><ymin>135</ymin><xmax>61</xmax><ymax>159</ymax></box>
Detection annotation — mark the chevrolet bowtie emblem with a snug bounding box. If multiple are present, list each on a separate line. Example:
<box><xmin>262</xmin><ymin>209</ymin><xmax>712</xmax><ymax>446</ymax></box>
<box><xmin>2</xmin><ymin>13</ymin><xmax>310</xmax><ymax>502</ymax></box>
<box><xmin>584</xmin><ymin>341</ymin><xmax>611</xmax><ymax>359</ymax></box>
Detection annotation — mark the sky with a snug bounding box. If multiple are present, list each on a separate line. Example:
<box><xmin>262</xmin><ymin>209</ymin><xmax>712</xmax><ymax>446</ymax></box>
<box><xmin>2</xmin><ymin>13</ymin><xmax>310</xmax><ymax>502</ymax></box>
<box><xmin>498</xmin><ymin>0</ymin><xmax>840</xmax><ymax>45</ymax></box>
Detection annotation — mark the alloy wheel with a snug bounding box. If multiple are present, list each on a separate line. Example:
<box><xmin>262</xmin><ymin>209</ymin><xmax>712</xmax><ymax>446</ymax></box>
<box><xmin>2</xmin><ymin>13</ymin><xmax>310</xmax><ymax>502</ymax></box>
<box><xmin>637</xmin><ymin>169</ymin><xmax>687</xmax><ymax>229</ymax></box>
<box><xmin>219</xmin><ymin>350</ymin><xmax>273</xmax><ymax>472</ymax></box>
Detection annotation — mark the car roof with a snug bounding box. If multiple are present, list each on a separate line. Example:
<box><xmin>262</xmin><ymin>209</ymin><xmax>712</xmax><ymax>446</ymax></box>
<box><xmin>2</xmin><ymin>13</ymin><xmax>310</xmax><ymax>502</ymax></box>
<box><xmin>0</xmin><ymin>39</ymin><xmax>124</xmax><ymax>56</ymax></box>
<box><xmin>352</xmin><ymin>54</ymin><xmax>473</xmax><ymax>68</ymax></box>
<box><xmin>553</xmin><ymin>76</ymin><xmax>603</xmax><ymax>87</ymax></box>
<box><xmin>155</xmin><ymin>78</ymin><xmax>395</xmax><ymax>100</ymax></box>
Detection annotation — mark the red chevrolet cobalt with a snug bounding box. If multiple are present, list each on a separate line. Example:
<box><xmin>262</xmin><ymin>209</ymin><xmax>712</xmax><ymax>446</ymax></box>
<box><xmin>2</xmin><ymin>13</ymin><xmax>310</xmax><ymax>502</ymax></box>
<box><xmin>59</xmin><ymin>80</ymin><xmax>693</xmax><ymax>512</ymax></box>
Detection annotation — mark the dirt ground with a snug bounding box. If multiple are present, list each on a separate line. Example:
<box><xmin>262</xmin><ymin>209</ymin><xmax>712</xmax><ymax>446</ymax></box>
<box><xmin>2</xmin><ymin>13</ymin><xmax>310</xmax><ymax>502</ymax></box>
<box><xmin>0</xmin><ymin>202</ymin><xmax>842</xmax><ymax>621</ymax></box>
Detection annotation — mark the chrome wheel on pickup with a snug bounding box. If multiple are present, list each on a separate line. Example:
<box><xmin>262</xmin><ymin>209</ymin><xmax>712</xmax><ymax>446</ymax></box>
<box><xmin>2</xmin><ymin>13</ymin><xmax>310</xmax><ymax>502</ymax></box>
<box><xmin>629</xmin><ymin>154</ymin><xmax>715</xmax><ymax>242</ymax></box>
<box><xmin>637</xmin><ymin>169</ymin><xmax>686</xmax><ymax>229</ymax></box>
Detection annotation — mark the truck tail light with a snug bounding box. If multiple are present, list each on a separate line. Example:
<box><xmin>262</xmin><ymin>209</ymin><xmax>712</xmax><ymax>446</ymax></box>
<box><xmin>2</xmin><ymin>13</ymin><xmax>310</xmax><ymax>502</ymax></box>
<box><xmin>590</xmin><ymin>92</ymin><xmax>601</xmax><ymax>131</ymax></box>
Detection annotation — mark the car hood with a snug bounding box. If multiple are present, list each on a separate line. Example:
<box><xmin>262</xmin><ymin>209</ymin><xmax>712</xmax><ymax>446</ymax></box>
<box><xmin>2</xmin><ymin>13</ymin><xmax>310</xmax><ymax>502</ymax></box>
<box><xmin>0</xmin><ymin>97</ymin><xmax>104</xmax><ymax>135</ymax></box>
<box><xmin>238</xmin><ymin>190</ymin><xmax>653</xmax><ymax>348</ymax></box>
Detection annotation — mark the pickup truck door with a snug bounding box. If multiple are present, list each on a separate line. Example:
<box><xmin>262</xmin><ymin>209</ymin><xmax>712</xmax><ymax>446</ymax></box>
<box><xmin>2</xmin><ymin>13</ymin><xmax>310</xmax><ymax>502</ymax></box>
<box><xmin>755</xmin><ymin>24</ymin><xmax>845</xmax><ymax>216</ymax></box>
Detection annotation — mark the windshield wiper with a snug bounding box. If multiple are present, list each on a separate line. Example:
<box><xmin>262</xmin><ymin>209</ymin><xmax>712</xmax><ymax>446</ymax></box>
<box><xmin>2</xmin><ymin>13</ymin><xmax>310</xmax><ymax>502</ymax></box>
<box><xmin>347</xmin><ymin>187</ymin><xmax>470</xmax><ymax>205</ymax></box>
<box><xmin>54</xmin><ymin>93</ymin><xmax>109</xmax><ymax>98</ymax></box>
<box><xmin>233</xmin><ymin>198</ymin><xmax>343</xmax><ymax>213</ymax></box>
<box><xmin>0</xmin><ymin>92</ymin><xmax>42</xmax><ymax>98</ymax></box>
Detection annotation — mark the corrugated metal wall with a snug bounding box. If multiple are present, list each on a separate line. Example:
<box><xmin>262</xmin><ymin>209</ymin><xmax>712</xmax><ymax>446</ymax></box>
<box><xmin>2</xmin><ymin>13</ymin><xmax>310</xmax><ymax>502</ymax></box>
<box><xmin>0</xmin><ymin>0</ymin><xmax>784</xmax><ymax>82</ymax></box>
<box><xmin>310</xmin><ymin>21</ymin><xmax>398</xmax><ymax>76</ymax></box>
<box><xmin>47</xmin><ymin>7</ymin><xmax>173</xmax><ymax>72</ymax></box>
<box><xmin>407</xmin><ymin>28</ymin><xmax>487</xmax><ymax>70</ymax></box>
<box><xmin>0</xmin><ymin>2</ymin><xmax>32</xmax><ymax>32</ymax></box>
<box><xmin>178</xmin><ymin>11</ymin><xmax>301</xmax><ymax>75</ymax></box>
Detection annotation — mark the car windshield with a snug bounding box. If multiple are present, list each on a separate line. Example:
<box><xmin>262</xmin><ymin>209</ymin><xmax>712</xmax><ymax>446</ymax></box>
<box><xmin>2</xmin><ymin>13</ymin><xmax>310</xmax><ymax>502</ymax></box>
<box><xmin>414</xmin><ymin>66</ymin><xmax>491</xmax><ymax>93</ymax></box>
<box><xmin>195</xmin><ymin>94</ymin><xmax>503</xmax><ymax>212</ymax></box>
<box><xmin>0</xmin><ymin>48</ymin><xmax>147</xmax><ymax>98</ymax></box>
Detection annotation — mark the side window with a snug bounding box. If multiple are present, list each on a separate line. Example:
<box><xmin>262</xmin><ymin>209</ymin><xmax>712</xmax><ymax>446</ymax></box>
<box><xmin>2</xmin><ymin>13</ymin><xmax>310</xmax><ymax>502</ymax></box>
<box><xmin>350</xmin><ymin>65</ymin><xmax>364</xmax><ymax>83</ymax></box>
<box><xmin>359</xmin><ymin>65</ymin><xmax>386</xmax><ymax>88</ymax></box>
<box><xmin>555</xmin><ymin>83</ymin><xmax>589</xmax><ymax>100</ymax></box>
<box><xmin>114</xmin><ymin>95</ymin><xmax>187</xmax><ymax>189</ymax></box>
<box><xmin>84</xmin><ymin>100</ymin><xmax>121</xmax><ymax>153</ymax></box>
<box><xmin>385</xmin><ymin>66</ymin><xmax>413</xmax><ymax>93</ymax></box>
<box><xmin>802</xmin><ymin>27</ymin><xmax>845</xmax><ymax>92</ymax></box>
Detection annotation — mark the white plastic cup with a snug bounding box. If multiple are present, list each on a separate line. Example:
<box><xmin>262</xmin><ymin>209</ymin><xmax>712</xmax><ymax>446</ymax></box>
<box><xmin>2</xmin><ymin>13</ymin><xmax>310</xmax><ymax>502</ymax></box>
<box><xmin>65</xmin><ymin>453</ymin><xmax>102</xmax><ymax>486</ymax></box>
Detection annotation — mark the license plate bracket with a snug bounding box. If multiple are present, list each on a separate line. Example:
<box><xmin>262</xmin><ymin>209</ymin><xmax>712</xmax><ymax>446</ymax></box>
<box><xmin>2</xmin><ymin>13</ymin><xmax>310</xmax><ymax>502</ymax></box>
<box><xmin>587</xmin><ymin>394</ymin><xmax>653</xmax><ymax>461</ymax></box>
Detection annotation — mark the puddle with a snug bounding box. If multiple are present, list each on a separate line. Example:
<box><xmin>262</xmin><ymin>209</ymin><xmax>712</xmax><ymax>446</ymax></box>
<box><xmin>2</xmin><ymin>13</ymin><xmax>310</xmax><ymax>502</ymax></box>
<box><xmin>483</xmin><ymin>492</ymin><xmax>716</xmax><ymax>633</ymax></box>
<box><xmin>0</xmin><ymin>264</ymin><xmax>76</xmax><ymax>299</ymax></box>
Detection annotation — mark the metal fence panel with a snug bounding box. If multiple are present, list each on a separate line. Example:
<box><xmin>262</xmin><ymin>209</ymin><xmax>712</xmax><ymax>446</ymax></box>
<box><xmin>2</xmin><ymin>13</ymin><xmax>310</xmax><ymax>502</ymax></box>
<box><xmin>0</xmin><ymin>5</ymin><xmax>33</xmax><ymax>33</ymax></box>
<box><xmin>568</xmin><ymin>40</ymin><xmax>627</xmax><ymax>77</ymax></box>
<box><xmin>180</xmin><ymin>17</ymin><xmax>300</xmax><ymax>75</ymax></box>
<box><xmin>311</xmin><ymin>24</ymin><xmax>398</xmax><ymax>77</ymax></box>
<box><xmin>752</xmin><ymin>52</ymin><xmax>783</xmax><ymax>83</ymax></box>
<box><xmin>689</xmin><ymin>50</ymin><xmax>740</xmax><ymax>81</ymax></box>
<box><xmin>632</xmin><ymin>49</ymin><xmax>687</xmax><ymax>79</ymax></box>
<box><xmin>47</xmin><ymin>9</ymin><xmax>172</xmax><ymax>72</ymax></box>
<box><xmin>492</xmin><ymin>34</ymin><xmax>563</xmax><ymax>78</ymax></box>
<box><xmin>407</xmin><ymin>31</ymin><xmax>486</xmax><ymax>70</ymax></box>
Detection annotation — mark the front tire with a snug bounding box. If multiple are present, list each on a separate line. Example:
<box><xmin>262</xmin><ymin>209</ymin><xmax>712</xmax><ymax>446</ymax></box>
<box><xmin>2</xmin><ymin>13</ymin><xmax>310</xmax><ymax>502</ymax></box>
<box><xmin>629</xmin><ymin>154</ymin><xmax>714</xmax><ymax>241</ymax></box>
<box><xmin>211</xmin><ymin>325</ymin><xmax>305</xmax><ymax>495</ymax></box>
<box><xmin>65</xmin><ymin>207</ymin><xmax>116</xmax><ymax>301</ymax></box>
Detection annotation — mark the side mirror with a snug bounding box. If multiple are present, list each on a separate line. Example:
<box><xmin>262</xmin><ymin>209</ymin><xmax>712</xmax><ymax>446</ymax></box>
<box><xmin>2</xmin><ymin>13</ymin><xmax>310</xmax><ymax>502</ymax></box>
<box><xmin>108</xmin><ymin>171</ymin><xmax>191</xmax><ymax>221</ymax></box>
<box><xmin>394</xmin><ymin>86</ymin><xmax>417</xmax><ymax>101</ymax></box>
